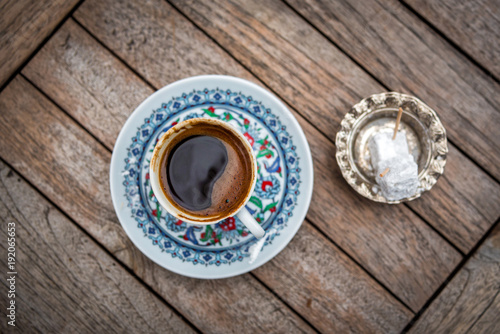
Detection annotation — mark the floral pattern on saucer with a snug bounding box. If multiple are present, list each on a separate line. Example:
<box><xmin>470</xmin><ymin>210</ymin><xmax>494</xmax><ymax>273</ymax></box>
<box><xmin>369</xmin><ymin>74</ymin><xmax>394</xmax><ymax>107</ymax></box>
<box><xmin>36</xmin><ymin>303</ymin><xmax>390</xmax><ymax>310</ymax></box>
<box><xmin>122</xmin><ymin>89</ymin><xmax>301</xmax><ymax>265</ymax></box>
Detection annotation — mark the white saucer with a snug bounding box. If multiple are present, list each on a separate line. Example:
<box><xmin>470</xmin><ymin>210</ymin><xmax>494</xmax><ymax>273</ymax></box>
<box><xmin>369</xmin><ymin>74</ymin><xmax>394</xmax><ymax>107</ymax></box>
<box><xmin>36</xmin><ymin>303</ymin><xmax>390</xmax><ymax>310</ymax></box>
<box><xmin>110</xmin><ymin>75</ymin><xmax>313</xmax><ymax>279</ymax></box>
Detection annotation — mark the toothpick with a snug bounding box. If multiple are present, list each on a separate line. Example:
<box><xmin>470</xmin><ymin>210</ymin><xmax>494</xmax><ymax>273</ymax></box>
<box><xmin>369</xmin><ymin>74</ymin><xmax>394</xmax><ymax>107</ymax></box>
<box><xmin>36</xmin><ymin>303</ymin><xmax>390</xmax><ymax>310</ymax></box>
<box><xmin>393</xmin><ymin>107</ymin><xmax>403</xmax><ymax>140</ymax></box>
<box><xmin>379</xmin><ymin>167</ymin><xmax>390</xmax><ymax>177</ymax></box>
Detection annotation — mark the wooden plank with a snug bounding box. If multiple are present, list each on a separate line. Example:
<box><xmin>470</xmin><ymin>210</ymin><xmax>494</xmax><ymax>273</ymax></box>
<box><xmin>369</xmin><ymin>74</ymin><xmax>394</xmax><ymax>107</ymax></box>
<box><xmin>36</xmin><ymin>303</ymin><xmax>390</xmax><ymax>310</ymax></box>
<box><xmin>283</xmin><ymin>0</ymin><xmax>500</xmax><ymax>182</ymax></box>
<box><xmin>0</xmin><ymin>0</ymin><xmax>79</xmax><ymax>86</ymax></box>
<box><xmin>21</xmin><ymin>21</ymin><xmax>415</xmax><ymax>331</ymax></box>
<box><xmin>0</xmin><ymin>77</ymin><xmax>315</xmax><ymax>334</ymax></box>
<box><xmin>43</xmin><ymin>2</ymin><xmax>458</xmax><ymax>312</ymax></box>
<box><xmin>409</xmin><ymin>223</ymin><xmax>500</xmax><ymax>334</ymax></box>
<box><xmin>404</xmin><ymin>0</ymin><xmax>500</xmax><ymax>80</ymax></box>
<box><xmin>161</xmin><ymin>0</ymin><xmax>500</xmax><ymax>254</ymax></box>
<box><xmin>0</xmin><ymin>162</ymin><xmax>195</xmax><ymax>333</ymax></box>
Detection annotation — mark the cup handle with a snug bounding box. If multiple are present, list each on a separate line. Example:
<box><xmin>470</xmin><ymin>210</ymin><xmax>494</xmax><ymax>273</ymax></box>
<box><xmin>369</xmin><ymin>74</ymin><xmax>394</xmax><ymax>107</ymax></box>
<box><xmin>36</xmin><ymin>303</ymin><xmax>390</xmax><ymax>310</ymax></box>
<box><xmin>236</xmin><ymin>207</ymin><xmax>265</xmax><ymax>239</ymax></box>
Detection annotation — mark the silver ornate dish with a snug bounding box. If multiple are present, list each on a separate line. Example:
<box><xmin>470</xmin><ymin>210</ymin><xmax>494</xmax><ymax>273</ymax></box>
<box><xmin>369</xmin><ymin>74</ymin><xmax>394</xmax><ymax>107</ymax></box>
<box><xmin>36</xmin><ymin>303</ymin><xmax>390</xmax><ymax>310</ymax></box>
<box><xmin>335</xmin><ymin>92</ymin><xmax>447</xmax><ymax>204</ymax></box>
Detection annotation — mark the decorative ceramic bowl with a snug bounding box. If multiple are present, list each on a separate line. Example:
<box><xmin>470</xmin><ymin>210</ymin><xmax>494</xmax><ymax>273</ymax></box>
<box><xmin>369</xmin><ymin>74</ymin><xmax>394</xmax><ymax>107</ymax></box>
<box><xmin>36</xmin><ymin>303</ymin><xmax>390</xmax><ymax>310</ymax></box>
<box><xmin>335</xmin><ymin>92</ymin><xmax>447</xmax><ymax>203</ymax></box>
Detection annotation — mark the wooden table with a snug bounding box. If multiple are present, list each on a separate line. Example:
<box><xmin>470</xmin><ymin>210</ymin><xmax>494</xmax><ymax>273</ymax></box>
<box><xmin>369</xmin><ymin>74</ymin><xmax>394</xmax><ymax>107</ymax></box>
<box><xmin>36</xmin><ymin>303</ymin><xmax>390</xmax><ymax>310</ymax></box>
<box><xmin>1</xmin><ymin>0</ymin><xmax>499</xmax><ymax>333</ymax></box>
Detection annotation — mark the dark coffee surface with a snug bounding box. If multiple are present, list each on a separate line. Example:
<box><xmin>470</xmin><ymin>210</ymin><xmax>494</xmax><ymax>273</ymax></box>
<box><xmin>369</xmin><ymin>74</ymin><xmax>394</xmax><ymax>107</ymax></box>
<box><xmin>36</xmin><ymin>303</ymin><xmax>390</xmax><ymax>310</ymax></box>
<box><xmin>158</xmin><ymin>120</ymin><xmax>254</xmax><ymax>219</ymax></box>
<box><xmin>167</xmin><ymin>136</ymin><xmax>228</xmax><ymax>211</ymax></box>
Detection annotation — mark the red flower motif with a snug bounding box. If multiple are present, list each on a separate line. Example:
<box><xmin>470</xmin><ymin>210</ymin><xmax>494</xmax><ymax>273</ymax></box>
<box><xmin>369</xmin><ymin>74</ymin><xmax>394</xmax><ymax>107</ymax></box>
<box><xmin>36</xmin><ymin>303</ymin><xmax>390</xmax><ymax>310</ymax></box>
<box><xmin>241</xmin><ymin>231</ymin><xmax>249</xmax><ymax>237</ymax></box>
<box><xmin>171</xmin><ymin>121</ymin><xmax>178</xmax><ymax>126</ymax></box>
<box><xmin>225</xmin><ymin>114</ymin><xmax>231</xmax><ymax>120</ymax></box>
<box><xmin>208</xmin><ymin>106</ymin><xmax>215</xmax><ymax>112</ymax></box>
<box><xmin>220</xmin><ymin>217</ymin><xmax>236</xmax><ymax>231</ymax></box>
<box><xmin>244</xmin><ymin>132</ymin><xmax>254</xmax><ymax>146</ymax></box>
<box><xmin>145</xmin><ymin>172</ymin><xmax>150</xmax><ymax>180</ymax></box>
<box><xmin>261</xmin><ymin>180</ymin><xmax>273</xmax><ymax>191</ymax></box>
<box><xmin>270</xmin><ymin>206</ymin><xmax>276</xmax><ymax>213</ymax></box>
<box><xmin>264</xmin><ymin>139</ymin><xmax>269</xmax><ymax>145</ymax></box>
<box><xmin>260</xmin><ymin>145</ymin><xmax>267</xmax><ymax>151</ymax></box>
<box><xmin>201</xmin><ymin>232</ymin><xmax>206</xmax><ymax>239</ymax></box>
<box><xmin>152</xmin><ymin>209</ymin><xmax>158</xmax><ymax>217</ymax></box>
<box><xmin>175</xmin><ymin>220</ymin><xmax>183</xmax><ymax>226</ymax></box>
<box><xmin>277</xmin><ymin>167</ymin><xmax>281</xmax><ymax>173</ymax></box>
<box><xmin>183</xmin><ymin>234</ymin><xmax>188</xmax><ymax>240</ymax></box>
<box><xmin>265</xmin><ymin>154</ymin><xmax>272</xmax><ymax>159</ymax></box>
<box><xmin>244</xmin><ymin>119</ymin><xmax>250</xmax><ymax>125</ymax></box>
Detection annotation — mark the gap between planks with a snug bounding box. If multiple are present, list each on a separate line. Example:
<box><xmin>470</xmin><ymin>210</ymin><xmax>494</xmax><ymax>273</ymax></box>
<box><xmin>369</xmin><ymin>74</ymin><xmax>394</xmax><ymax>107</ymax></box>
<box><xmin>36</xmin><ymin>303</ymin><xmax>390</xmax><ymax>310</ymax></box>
<box><xmin>399</xmin><ymin>0</ymin><xmax>500</xmax><ymax>85</ymax></box>
<box><xmin>401</xmin><ymin>215</ymin><xmax>500</xmax><ymax>333</ymax></box>
<box><xmin>0</xmin><ymin>154</ymin><xmax>204</xmax><ymax>334</ymax></box>
<box><xmin>303</xmin><ymin>217</ymin><xmax>415</xmax><ymax>312</ymax></box>
<box><xmin>0</xmin><ymin>0</ymin><xmax>86</xmax><ymax>94</ymax></box>
<box><xmin>71</xmin><ymin>18</ymin><xmax>157</xmax><ymax>94</ymax></box>
<box><xmin>249</xmin><ymin>272</ymin><xmax>323</xmax><ymax>333</ymax></box>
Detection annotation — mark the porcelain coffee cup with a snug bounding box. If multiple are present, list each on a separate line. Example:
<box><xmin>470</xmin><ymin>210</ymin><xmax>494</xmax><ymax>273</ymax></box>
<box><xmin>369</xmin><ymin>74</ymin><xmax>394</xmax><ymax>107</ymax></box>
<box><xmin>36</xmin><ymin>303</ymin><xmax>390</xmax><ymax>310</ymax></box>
<box><xmin>149</xmin><ymin>118</ymin><xmax>266</xmax><ymax>239</ymax></box>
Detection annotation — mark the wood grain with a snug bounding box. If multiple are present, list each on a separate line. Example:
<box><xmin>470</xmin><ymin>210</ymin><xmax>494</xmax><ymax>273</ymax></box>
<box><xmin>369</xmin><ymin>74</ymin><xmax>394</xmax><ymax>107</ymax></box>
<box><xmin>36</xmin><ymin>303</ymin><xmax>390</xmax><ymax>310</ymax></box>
<box><xmin>23</xmin><ymin>22</ymin><xmax>416</xmax><ymax>332</ymax></box>
<box><xmin>18</xmin><ymin>27</ymin><xmax>414</xmax><ymax>330</ymax></box>
<box><xmin>49</xmin><ymin>1</ymin><xmax>458</xmax><ymax>311</ymax></box>
<box><xmin>22</xmin><ymin>20</ymin><xmax>153</xmax><ymax>151</ymax></box>
<box><xmin>407</xmin><ymin>144</ymin><xmax>500</xmax><ymax>252</ymax></box>
<box><xmin>0</xmin><ymin>162</ymin><xmax>195</xmax><ymax>333</ymax></box>
<box><xmin>73</xmin><ymin>0</ymin><xmax>260</xmax><ymax>88</ymax></box>
<box><xmin>0</xmin><ymin>0</ymin><xmax>79</xmax><ymax>86</ymax></box>
<box><xmin>253</xmin><ymin>222</ymin><xmax>412</xmax><ymax>333</ymax></box>
<box><xmin>4</xmin><ymin>1</ymin><xmax>496</xmax><ymax>330</ymax></box>
<box><xmin>165</xmin><ymin>0</ymin><xmax>500</xmax><ymax>254</ymax></box>
<box><xmin>409</xmin><ymin>223</ymin><xmax>500</xmax><ymax>334</ymax></box>
<box><xmin>0</xmin><ymin>77</ymin><xmax>315</xmax><ymax>334</ymax></box>
<box><xmin>404</xmin><ymin>0</ymin><xmax>500</xmax><ymax>80</ymax></box>
<box><xmin>284</xmin><ymin>0</ymin><xmax>500</xmax><ymax>182</ymax></box>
